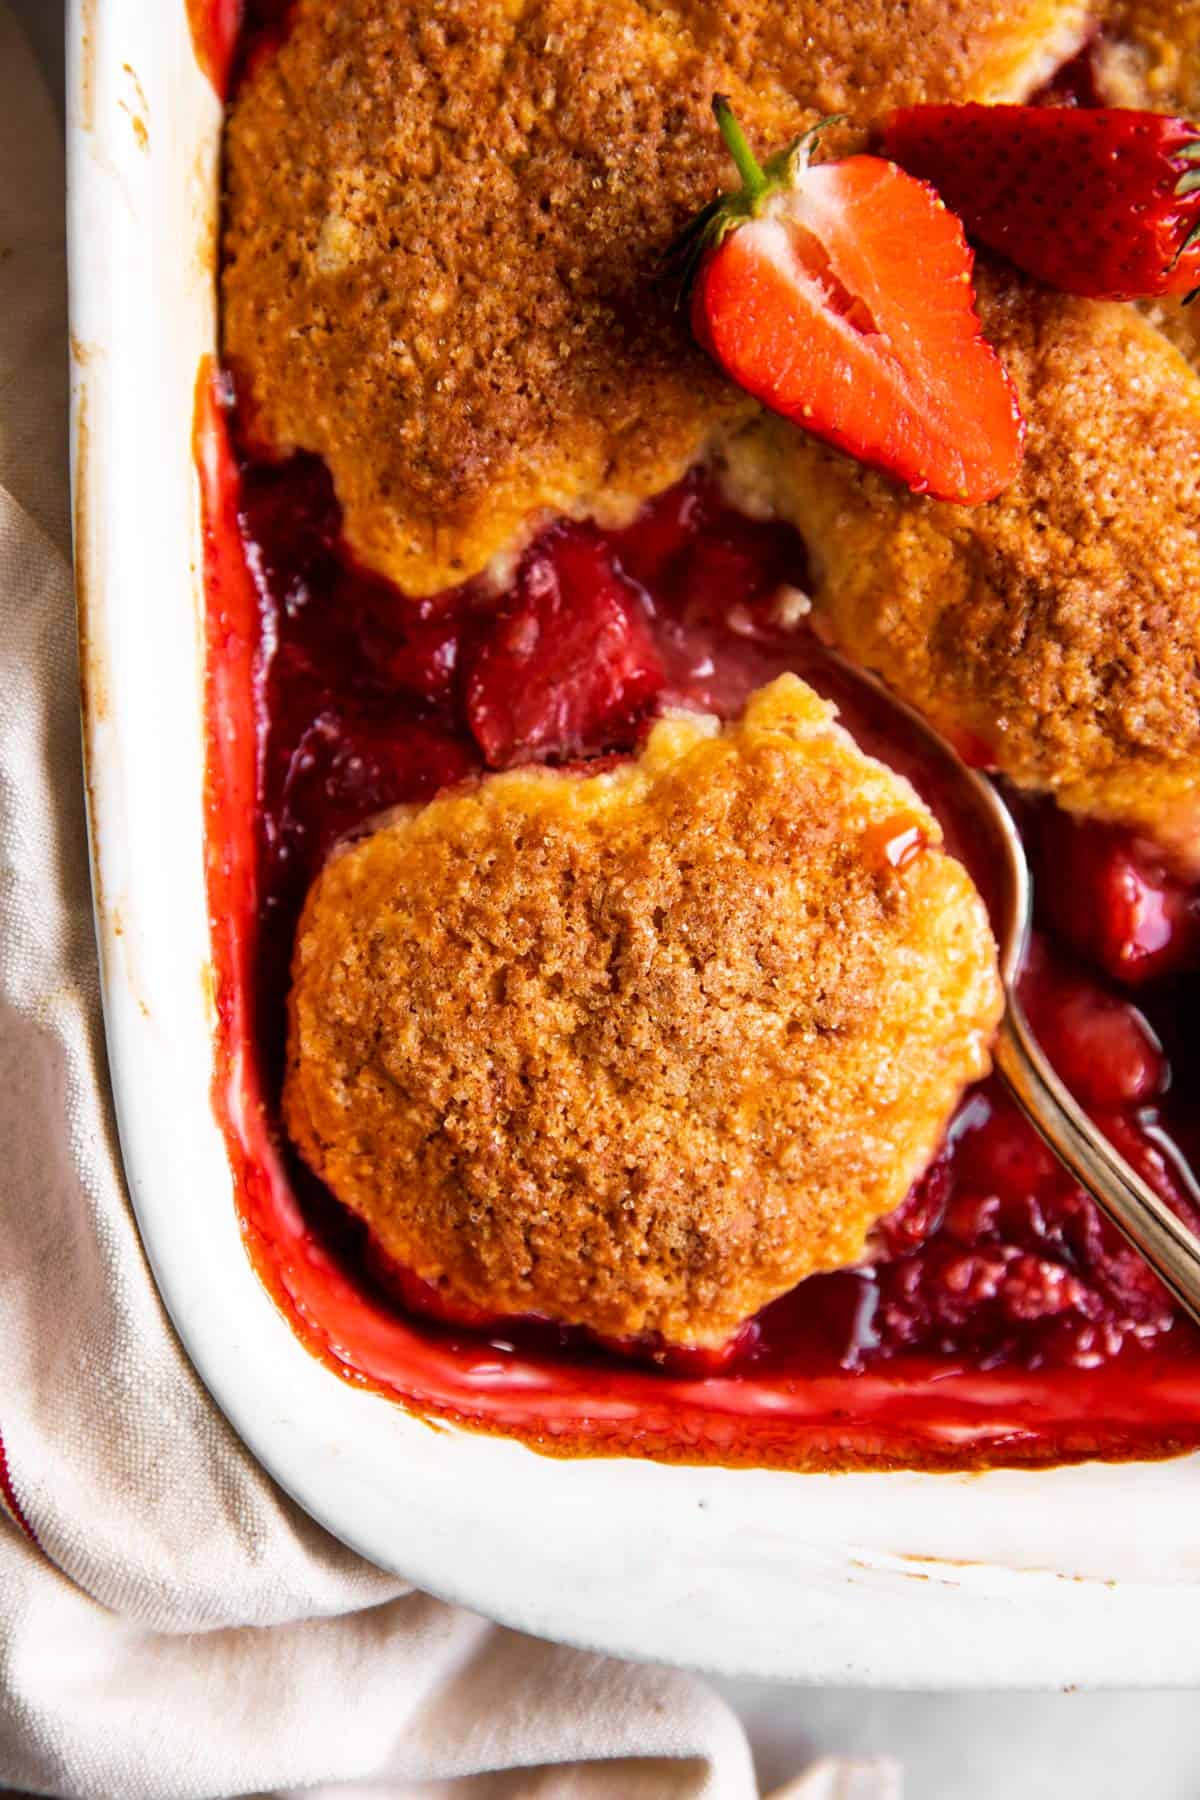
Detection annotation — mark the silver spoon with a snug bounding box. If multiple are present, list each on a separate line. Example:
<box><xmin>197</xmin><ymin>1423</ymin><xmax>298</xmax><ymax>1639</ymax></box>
<box><xmin>824</xmin><ymin>651</ymin><xmax>1200</xmax><ymax>1331</ymax></box>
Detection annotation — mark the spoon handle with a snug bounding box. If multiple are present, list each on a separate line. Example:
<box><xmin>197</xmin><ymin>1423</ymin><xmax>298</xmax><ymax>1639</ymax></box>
<box><xmin>994</xmin><ymin>1001</ymin><xmax>1200</xmax><ymax>1333</ymax></box>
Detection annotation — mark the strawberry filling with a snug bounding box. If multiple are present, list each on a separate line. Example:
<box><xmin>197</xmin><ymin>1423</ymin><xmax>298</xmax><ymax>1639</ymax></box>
<box><xmin>1026</xmin><ymin>806</ymin><xmax>1200</xmax><ymax>987</ymax></box>
<box><xmin>465</xmin><ymin>527</ymin><xmax>664</xmax><ymax>767</ymax></box>
<box><xmin>221</xmin><ymin>423</ymin><xmax>1200</xmax><ymax>1404</ymax></box>
<box><xmin>198</xmin><ymin>18</ymin><xmax>1200</xmax><ymax>1469</ymax></box>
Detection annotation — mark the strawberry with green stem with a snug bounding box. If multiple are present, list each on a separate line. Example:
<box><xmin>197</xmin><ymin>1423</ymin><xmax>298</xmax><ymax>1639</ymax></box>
<box><xmin>679</xmin><ymin>97</ymin><xmax>1025</xmax><ymax>505</ymax></box>
<box><xmin>883</xmin><ymin>105</ymin><xmax>1200</xmax><ymax>303</ymax></box>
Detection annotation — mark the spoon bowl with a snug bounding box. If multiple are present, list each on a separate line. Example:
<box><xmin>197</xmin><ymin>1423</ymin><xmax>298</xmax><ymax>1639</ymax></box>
<box><xmin>823</xmin><ymin>650</ymin><xmax>1200</xmax><ymax>1332</ymax></box>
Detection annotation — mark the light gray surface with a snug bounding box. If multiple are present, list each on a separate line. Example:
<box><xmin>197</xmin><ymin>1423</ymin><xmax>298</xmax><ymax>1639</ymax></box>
<box><xmin>22</xmin><ymin>0</ymin><xmax>1200</xmax><ymax>1792</ymax></box>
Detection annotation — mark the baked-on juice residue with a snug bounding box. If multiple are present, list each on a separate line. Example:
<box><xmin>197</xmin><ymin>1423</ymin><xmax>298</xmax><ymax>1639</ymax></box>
<box><xmin>197</xmin><ymin>360</ymin><xmax>1200</xmax><ymax>1472</ymax></box>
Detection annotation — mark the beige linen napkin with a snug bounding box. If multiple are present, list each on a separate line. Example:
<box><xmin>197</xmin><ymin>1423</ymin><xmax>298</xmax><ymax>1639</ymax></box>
<box><xmin>0</xmin><ymin>8</ymin><xmax>900</xmax><ymax>1795</ymax></box>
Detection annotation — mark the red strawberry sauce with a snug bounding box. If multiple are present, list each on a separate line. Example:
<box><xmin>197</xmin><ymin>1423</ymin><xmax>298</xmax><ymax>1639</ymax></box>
<box><xmin>199</xmin><ymin>364</ymin><xmax>1200</xmax><ymax>1470</ymax></box>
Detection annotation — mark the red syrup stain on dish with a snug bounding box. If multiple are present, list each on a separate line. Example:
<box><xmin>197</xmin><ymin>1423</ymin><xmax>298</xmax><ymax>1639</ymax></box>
<box><xmin>198</xmin><ymin>361</ymin><xmax>1200</xmax><ymax>1469</ymax></box>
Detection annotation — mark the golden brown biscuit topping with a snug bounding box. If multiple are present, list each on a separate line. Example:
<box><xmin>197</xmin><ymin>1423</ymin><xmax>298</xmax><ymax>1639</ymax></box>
<box><xmin>222</xmin><ymin>0</ymin><xmax>1088</xmax><ymax>595</ymax></box>
<box><xmin>284</xmin><ymin>677</ymin><xmax>1002</xmax><ymax>1348</ymax></box>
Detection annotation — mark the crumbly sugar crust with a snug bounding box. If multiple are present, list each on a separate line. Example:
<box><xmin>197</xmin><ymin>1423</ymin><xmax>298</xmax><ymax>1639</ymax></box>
<box><xmin>1096</xmin><ymin>0</ymin><xmax>1200</xmax><ymax>115</ymax></box>
<box><xmin>721</xmin><ymin>266</ymin><xmax>1200</xmax><ymax>859</ymax></box>
<box><xmin>284</xmin><ymin>677</ymin><xmax>1002</xmax><ymax>1349</ymax></box>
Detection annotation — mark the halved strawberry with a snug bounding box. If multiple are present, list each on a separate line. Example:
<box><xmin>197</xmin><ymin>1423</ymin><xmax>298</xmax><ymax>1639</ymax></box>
<box><xmin>681</xmin><ymin>98</ymin><xmax>1024</xmax><ymax>504</ymax></box>
<box><xmin>465</xmin><ymin>524</ymin><xmax>664</xmax><ymax>767</ymax></box>
<box><xmin>883</xmin><ymin>105</ymin><xmax>1200</xmax><ymax>301</ymax></box>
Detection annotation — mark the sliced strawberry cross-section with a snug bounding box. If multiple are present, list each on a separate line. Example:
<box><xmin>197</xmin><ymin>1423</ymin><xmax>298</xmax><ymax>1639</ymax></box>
<box><xmin>681</xmin><ymin>99</ymin><xmax>1024</xmax><ymax>505</ymax></box>
<box><xmin>465</xmin><ymin>524</ymin><xmax>664</xmax><ymax>768</ymax></box>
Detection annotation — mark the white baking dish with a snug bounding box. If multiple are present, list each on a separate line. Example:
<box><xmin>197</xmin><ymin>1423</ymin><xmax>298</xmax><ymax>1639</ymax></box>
<box><xmin>65</xmin><ymin>0</ymin><xmax>1200</xmax><ymax>1686</ymax></box>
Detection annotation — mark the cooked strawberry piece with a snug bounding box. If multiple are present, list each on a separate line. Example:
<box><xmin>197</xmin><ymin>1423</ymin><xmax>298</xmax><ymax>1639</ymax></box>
<box><xmin>465</xmin><ymin>525</ymin><xmax>664</xmax><ymax>767</ymax></box>
<box><xmin>277</xmin><ymin>707</ymin><xmax>475</xmax><ymax>872</ymax></box>
<box><xmin>883</xmin><ymin>104</ymin><xmax>1200</xmax><ymax>301</ymax></box>
<box><xmin>613</xmin><ymin>470</ymin><xmax>712</xmax><ymax>594</ymax></box>
<box><xmin>861</xmin><ymin>1072</ymin><xmax>1190</xmax><ymax>1363</ymax></box>
<box><xmin>683</xmin><ymin>100</ymin><xmax>1024</xmax><ymax>504</ymax></box>
<box><xmin>367</xmin><ymin>614</ymin><xmax>462</xmax><ymax>707</ymax></box>
<box><xmin>953</xmin><ymin>1087</ymin><xmax>1060</xmax><ymax>1203</ymax></box>
<box><xmin>349</xmin><ymin>586</ymin><xmax>466</xmax><ymax>709</ymax></box>
<box><xmin>1028</xmin><ymin>807</ymin><xmax>1200</xmax><ymax>985</ymax></box>
<box><xmin>872</xmin><ymin>1149</ymin><xmax>953</xmax><ymax>1258</ymax></box>
<box><xmin>673</xmin><ymin>516</ymin><xmax>809</xmax><ymax>629</ymax></box>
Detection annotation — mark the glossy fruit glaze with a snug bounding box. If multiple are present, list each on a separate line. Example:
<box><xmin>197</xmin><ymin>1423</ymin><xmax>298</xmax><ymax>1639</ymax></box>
<box><xmin>186</xmin><ymin>0</ymin><xmax>296</xmax><ymax>97</ymax></box>
<box><xmin>199</xmin><ymin>354</ymin><xmax>1200</xmax><ymax>1470</ymax></box>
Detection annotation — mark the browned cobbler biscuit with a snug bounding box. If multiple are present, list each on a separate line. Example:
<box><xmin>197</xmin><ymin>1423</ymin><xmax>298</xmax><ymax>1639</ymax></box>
<box><xmin>222</xmin><ymin>0</ymin><xmax>1089</xmax><ymax>596</ymax></box>
<box><xmin>1139</xmin><ymin>293</ymin><xmax>1200</xmax><ymax>379</ymax></box>
<box><xmin>652</xmin><ymin>0</ymin><xmax>1092</xmax><ymax>115</ymax></box>
<box><xmin>284</xmin><ymin>677</ymin><xmax>1002</xmax><ymax>1349</ymax></box>
<box><xmin>722</xmin><ymin>267</ymin><xmax>1200</xmax><ymax>861</ymax></box>
<box><xmin>1096</xmin><ymin>0</ymin><xmax>1200</xmax><ymax>114</ymax></box>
